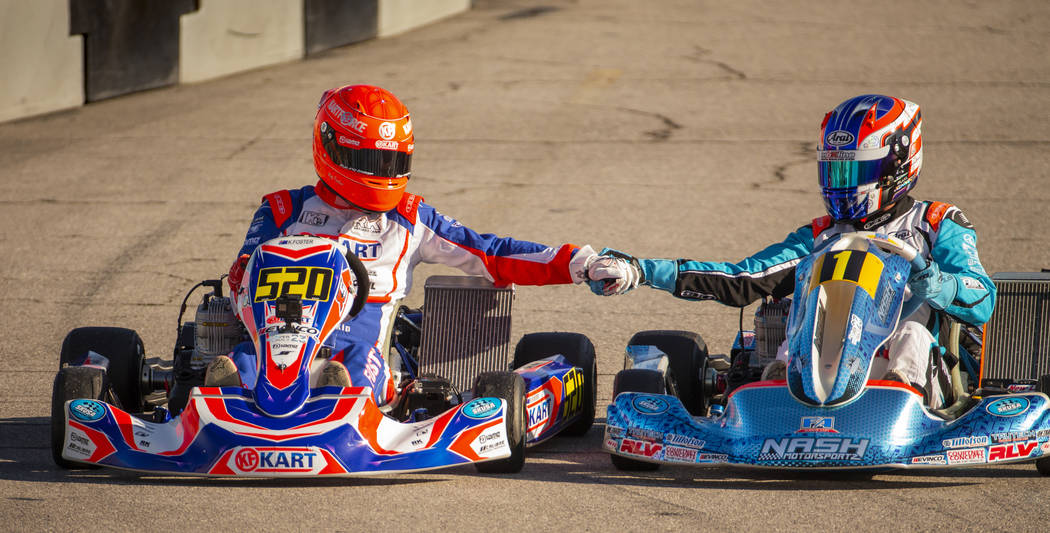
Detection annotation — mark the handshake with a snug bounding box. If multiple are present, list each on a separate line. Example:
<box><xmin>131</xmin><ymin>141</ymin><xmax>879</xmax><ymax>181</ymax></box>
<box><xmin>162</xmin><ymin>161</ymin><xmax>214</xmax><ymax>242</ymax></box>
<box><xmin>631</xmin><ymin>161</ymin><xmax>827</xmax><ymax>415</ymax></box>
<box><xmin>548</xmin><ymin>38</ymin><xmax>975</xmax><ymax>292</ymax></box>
<box><xmin>583</xmin><ymin>249</ymin><xmax>644</xmax><ymax>296</ymax></box>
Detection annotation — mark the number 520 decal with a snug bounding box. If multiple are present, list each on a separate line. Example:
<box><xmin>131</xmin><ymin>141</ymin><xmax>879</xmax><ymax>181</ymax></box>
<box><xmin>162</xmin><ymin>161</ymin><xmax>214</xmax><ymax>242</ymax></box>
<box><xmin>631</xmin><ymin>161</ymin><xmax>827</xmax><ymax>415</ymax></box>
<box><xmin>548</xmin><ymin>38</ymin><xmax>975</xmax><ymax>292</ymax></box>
<box><xmin>255</xmin><ymin>267</ymin><xmax>334</xmax><ymax>302</ymax></box>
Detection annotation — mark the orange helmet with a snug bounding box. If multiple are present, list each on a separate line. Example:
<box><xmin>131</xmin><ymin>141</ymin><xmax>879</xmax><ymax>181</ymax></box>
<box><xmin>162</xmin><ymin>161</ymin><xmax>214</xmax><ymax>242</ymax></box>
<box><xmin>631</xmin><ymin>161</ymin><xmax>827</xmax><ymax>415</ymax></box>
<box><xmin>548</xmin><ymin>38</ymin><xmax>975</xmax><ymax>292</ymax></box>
<box><xmin>313</xmin><ymin>85</ymin><xmax>413</xmax><ymax>212</ymax></box>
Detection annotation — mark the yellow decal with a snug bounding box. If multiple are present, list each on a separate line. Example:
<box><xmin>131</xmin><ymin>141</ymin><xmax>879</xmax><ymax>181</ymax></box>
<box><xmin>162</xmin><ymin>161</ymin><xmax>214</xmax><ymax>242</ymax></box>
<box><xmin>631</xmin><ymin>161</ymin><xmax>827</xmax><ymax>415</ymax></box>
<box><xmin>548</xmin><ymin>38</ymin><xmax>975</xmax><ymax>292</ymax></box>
<box><xmin>808</xmin><ymin>250</ymin><xmax>883</xmax><ymax>298</ymax></box>
<box><xmin>254</xmin><ymin>267</ymin><xmax>334</xmax><ymax>302</ymax></box>
<box><xmin>561</xmin><ymin>368</ymin><xmax>584</xmax><ymax>418</ymax></box>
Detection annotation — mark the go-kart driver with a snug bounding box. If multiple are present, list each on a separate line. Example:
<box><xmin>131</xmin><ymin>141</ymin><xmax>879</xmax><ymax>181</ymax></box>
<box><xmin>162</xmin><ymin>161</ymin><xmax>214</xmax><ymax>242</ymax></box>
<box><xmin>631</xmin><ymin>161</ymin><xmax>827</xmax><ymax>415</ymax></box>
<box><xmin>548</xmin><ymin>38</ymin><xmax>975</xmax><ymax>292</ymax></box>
<box><xmin>206</xmin><ymin>85</ymin><xmax>628</xmax><ymax>404</ymax></box>
<box><xmin>585</xmin><ymin>95</ymin><xmax>996</xmax><ymax>406</ymax></box>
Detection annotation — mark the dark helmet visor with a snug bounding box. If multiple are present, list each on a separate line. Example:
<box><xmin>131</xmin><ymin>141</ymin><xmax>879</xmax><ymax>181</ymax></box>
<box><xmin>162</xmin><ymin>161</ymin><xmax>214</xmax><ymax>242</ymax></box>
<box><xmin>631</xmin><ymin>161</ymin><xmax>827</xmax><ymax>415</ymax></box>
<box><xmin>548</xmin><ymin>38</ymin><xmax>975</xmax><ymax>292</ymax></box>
<box><xmin>321</xmin><ymin>124</ymin><xmax>411</xmax><ymax>178</ymax></box>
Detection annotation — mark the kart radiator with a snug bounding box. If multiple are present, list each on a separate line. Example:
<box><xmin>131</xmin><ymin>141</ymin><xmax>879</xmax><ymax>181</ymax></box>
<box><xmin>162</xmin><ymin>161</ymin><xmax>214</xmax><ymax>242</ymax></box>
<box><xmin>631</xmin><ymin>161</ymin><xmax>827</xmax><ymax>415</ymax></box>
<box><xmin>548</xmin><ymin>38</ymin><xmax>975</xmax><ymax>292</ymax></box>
<box><xmin>982</xmin><ymin>272</ymin><xmax>1050</xmax><ymax>382</ymax></box>
<box><xmin>417</xmin><ymin>276</ymin><xmax>514</xmax><ymax>393</ymax></box>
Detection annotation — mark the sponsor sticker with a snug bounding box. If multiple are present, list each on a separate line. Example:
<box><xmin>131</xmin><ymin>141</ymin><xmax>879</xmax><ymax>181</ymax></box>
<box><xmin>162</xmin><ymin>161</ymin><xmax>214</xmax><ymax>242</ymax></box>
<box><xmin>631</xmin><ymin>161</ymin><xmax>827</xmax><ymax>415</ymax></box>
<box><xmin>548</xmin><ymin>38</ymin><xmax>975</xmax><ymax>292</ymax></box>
<box><xmin>619</xmin><ymin>438</ymin><xmax>662</xmax><ymax>458</ymax></box>
<box><xmin>65</xmin><ymin>429</ymin><xmax>95</xmax><ymax>458</ymax></box>
<box><xmin>942</xmin><ymin>435</ymin><xmax>989</xmax><ymax>448</ymax></box>
<box><xmin>378</xmin><ymin>122</ymin><xmax>396</xmax><ymax>140</ymax></box>
<box><xmin>825</xmin><ymin>130</ymin><xmax>855</xmax><ymax>147</ymax></box>
<box><xmin>462</xmin><ymin>398</ymin><xmax>500</xmax><ymax>419</ymax></box>
<box><xmin>663</xmin><ymin>445</ymin><xmax>698</xmax><ymax>462</ymax></box>
<box><xmin>627</xmin><ymin>428</ymin><xmax>663</xmax><ymax>441</ymax></box>
<box><xmin>298</xmin><ymin>211</ymin><xmax>329</xmax><ymax>226</ymax></box>
<box><xmin>697</xmin><ymin>453</ymin><xmax>729</xmax><ymax>463</ymax></box>
<box><xmin>1006</xmin><ymin>383</ymin><xmax>1036</xmax><ymax>393</ymax></box>
<box><xmin>632</xmin><ymin>396</ymin><xmax>669</xmax><ymax>415</ymax></box>
<box><xmin>665</xmin><ymin>434</ymin><xmax>705</xmax><ymax>449</ymax></box>
<box><xmin>797</xmin><ymin>416</ymin><xmax>837</xmax><ymax>433</ymax></box>
<box><xmin>230</xmin><ymin>447</ymin><xmax>325</xmax><ymax>474</ymax></box>
<box><xmin>818</xmin><ymin>150</ymin><xmax>857</xmax><ymax>161</ymax></box>
<box><xmin>758</xmin><ymin>437</ymin><xmax>868</xmax><ymax>461</ymax></box>
<box><xmin>988</xmin><ymin>441</ymin><xmax>1038</xmax><ymax>462</ymax></box>
<box><xmin>990</xmin><ymin>430</ymin><xmax>1037</xmax><ymax>443</ymax></box>
<box><xmin>986</xmin><ymin>397</ymin><xmax>1030</xmax><ymax>417</ymax></box>
<box><xmin>474</xmin><ymin>427</ymin><xmax>507</xmax><ymax>456</ymax></box>
<box><xmin>527</xmin><ymin>396</ymin><xmax>552</xmax><ymax>433</ymax></box>
<box><xmin>847</xmin><ymin>315</ymin><xmax>862</xmax><ymax>345</ymax></box>
<box><xmin>946</xmin><ymin>447</ymin><xmax>986</xmax><ymax>465</ymax></box>
<box><xmin>911</xmin><ymin>454</ymin><xmax>947</xmax><ymax>465</ymax></box>
<box><xmin>375</xmin><ymin>140</ymin><xmax>398</xmax><ymax>150</ymax></box>
<box><xmin>69</xmin><ymin>399</ymin><xmax>105</xmax><ymax>422</ymax></box>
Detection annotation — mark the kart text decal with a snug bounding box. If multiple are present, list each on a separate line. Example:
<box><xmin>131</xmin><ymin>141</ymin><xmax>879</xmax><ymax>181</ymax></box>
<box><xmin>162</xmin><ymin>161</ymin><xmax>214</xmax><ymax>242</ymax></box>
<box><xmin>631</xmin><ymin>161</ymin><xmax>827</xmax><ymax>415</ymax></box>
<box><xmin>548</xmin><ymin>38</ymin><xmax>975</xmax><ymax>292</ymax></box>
<box><xmin>254</xmin><ymin>266</ymin><xmax>334</xmax><ymax>302</ymax></box>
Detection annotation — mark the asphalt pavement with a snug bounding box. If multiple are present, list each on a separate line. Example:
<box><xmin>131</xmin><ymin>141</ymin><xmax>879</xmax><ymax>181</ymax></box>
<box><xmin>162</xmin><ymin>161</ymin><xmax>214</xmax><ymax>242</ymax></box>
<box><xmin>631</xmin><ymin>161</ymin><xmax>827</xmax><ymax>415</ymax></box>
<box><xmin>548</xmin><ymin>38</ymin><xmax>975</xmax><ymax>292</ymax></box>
<box><xmin>2</xmin><ymin>1</ymin><xmax>1049</xmax><ymax>530</ymax></box>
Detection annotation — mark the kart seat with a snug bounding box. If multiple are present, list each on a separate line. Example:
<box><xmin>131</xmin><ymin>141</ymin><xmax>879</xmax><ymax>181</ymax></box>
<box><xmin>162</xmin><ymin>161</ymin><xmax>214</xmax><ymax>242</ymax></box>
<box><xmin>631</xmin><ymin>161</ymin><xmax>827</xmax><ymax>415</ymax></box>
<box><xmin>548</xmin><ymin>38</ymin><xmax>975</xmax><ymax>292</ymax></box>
<box><xmin>929</xmin><ymin>316</ymin><xmax>975</xmax><ymax>420</ymax></box>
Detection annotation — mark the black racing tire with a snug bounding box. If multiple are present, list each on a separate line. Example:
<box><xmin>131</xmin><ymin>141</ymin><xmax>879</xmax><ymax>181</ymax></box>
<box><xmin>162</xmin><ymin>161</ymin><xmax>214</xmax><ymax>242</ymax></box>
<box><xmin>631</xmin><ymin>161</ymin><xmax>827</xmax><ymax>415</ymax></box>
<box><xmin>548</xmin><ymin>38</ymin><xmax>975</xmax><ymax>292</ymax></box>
<box><xmin>512</xmin><ymin>332</ymin><xmax>597</xmax><ymax>437</ymax></box>
<box><xmin>51</xmin><ymin>366</ymin><xmax>106</xmax><ymax>469</ymax></box>
<box><xmin>610</xmin><ymin>369</ymin><xmax>665</xmax><ymax>471</ymax></box>
<box><xmin>1037</xmin><ymin>375</ymin><xmax>1050</xmax><ymax>476</ymax></box>
<box><xmin>60</xmin><ymin>327</ymin><xmax>145</xmax><ymax>412</ymax></box>
<box><xmin>628</xmin><ymin>330</ymin><xmax>709</xmax><ymax>416</ymax></box>
<box><xmin>472</xmin><ymin>371</ymin><xmax>527</xmax><ymax>474</ymax></box>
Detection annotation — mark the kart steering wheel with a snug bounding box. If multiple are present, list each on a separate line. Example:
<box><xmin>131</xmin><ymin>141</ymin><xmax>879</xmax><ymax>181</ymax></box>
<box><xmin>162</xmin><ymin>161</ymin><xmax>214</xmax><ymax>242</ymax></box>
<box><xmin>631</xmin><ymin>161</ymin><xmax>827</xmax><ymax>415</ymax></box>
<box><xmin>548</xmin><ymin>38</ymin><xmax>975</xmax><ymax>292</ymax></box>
<box><xmin>840</xmin><ymin>232</ymin><xmax>928</xmax><ymax>319</ymax></box>
<box><xmin>344</xmin><ymin>249</ymin><xmax>370</xmax><ymax>318</ymax></box>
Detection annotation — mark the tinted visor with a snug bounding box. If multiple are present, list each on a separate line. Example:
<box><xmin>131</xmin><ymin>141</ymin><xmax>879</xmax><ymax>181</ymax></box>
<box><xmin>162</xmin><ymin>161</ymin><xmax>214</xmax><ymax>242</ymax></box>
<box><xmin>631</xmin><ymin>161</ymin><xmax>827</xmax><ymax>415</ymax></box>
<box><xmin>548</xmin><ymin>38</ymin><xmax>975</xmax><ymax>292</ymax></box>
<box><xmin>818</xmin><ymin>159</ymin><xmax>885</xmax><ymax>188</ymax></box>
<box><xmin>322</xmin><ymin>127</ymin><xmax>411</xmax><ymax>178</ymax></box>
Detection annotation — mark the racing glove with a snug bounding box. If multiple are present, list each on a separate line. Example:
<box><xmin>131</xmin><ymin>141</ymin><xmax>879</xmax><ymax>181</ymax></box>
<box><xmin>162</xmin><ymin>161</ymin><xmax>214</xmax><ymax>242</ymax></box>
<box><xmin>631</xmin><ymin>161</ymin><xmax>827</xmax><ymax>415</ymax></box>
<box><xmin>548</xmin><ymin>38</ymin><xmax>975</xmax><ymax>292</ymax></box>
<box><xmin>227</xmin><ymin>254</ymin><xmax>250</xmax><ymax>297</ymax></box>
<box><xmin>907</xmin><ymin>260</ymin><xmax>958</xmax><ymax>310</ymax></box>
<box><xmin>585</xmin><ymin>249</ymin><xmax>643</xmax><ymax>296</ymax></box>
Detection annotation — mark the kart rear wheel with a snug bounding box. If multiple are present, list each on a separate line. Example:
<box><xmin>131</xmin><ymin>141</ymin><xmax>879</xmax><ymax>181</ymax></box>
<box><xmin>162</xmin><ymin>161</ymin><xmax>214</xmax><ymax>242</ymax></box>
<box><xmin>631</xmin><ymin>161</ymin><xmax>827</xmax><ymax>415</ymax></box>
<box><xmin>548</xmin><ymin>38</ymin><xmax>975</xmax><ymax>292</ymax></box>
<box><xmin>51</xmin><ymin>366</ymin><xmax>106</xmax><ymax>469</ymax></box>
<box><xmin>610</xmin><ymin>369</ymin><xmax>665</xmax><ymax>471</ymax></box>
<box><xmin>60</xmin><ymin>327</ymin><xmax>146</xmax><ymax>412</ymax></box>
<box><xmin>1037</xmin><ymin>374</ymin><xmax>1050</xmax><ymax>476</ymax></box>
<box><xmin>628</xmin><ymin>330</ymin><xmax>709</xmax><ymax>416</ymax></box>
<box><xmin>512</xmin><ymin>332</ymin><xmax>597</xmax><ymax>436</ymax></box>
<box><xmin>472</xmin><ymin>371</ymin><xmax>526</xmax><ymax>474</ymax></box>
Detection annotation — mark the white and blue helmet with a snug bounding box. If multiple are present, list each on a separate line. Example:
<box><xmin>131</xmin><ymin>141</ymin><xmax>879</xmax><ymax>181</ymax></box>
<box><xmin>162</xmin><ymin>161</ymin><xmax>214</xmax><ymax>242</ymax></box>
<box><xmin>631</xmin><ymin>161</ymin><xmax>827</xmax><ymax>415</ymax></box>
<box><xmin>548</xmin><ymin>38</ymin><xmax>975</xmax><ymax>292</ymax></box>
<box><xmin>818</xmin><ymin>95</ymin><xmax>923</xmax><ymax>222</ymax></box>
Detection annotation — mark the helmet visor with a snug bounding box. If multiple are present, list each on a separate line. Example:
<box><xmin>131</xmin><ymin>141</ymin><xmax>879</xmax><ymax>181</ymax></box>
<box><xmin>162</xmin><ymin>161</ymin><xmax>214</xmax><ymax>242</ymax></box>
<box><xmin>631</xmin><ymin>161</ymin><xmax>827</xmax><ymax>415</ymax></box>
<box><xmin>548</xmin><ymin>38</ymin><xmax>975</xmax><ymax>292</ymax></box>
<box><xmin>322</xmin><ymin>132</ymin><xmax>411</xmax><ymax>178</ymax></box>
<box><xmin>818</xmin><ymin>159</ymin><xmax>885</xmax><ymax>189</ymax></box>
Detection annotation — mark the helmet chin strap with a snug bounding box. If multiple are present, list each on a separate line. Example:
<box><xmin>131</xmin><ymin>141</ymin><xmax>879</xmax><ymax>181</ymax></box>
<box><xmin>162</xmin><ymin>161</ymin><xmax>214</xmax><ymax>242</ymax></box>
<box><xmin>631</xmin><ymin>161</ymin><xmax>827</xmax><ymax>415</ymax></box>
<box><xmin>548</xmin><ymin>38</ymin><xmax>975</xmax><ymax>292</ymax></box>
<box><xmin>851</xmin><ymin>195</ymin><xmax>914</xmax><ymax>231</ymax></box>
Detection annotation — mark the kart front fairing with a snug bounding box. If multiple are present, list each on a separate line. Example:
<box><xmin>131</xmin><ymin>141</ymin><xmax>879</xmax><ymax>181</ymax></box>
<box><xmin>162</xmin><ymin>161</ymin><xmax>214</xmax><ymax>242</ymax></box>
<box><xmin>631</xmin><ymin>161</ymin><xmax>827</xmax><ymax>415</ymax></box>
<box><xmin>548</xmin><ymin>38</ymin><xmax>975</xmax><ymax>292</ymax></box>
<box><xmin>605</xmin><ymin>234</ymin><xmax>1050</xmax><ymax>469</ymax></box>
<box><xmin>56</xmin><ymin>236</ymin><xmax>516</xmax><ymax>476</ymax></box>
<box><xmin>60</xmin><ymin>385</ymin><xmax>513</xmax><ymax>476</ymax></box>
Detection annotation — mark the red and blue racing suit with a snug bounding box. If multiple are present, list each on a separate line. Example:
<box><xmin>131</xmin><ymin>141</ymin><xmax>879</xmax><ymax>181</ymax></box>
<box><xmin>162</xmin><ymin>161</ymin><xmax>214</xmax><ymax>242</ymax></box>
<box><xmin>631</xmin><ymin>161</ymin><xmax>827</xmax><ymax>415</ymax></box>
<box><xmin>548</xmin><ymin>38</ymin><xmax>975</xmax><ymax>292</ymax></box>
<box><xmin>229</xmin><ymin>182</ymin><xmax>593</xmax><ymax>404</ymax></box>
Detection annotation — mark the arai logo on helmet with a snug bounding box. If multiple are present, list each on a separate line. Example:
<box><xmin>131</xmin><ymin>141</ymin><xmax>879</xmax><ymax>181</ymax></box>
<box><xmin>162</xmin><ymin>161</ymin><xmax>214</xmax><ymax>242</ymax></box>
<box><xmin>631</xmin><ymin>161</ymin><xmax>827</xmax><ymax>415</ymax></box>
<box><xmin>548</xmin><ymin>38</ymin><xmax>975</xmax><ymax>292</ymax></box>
<box><xmin>462</xmin><ymin>398</ymin><xmax>500</xmax><ymax>419</ymax></box>
<box><xmin>632</xmin><ymin>395</ymin><xmax>669</xmax><ymax>415</ymax></box>
<box><xmin>825</xmin><ymin>130</ymin><xmax>855</xmax><ymax>147</ymax></box>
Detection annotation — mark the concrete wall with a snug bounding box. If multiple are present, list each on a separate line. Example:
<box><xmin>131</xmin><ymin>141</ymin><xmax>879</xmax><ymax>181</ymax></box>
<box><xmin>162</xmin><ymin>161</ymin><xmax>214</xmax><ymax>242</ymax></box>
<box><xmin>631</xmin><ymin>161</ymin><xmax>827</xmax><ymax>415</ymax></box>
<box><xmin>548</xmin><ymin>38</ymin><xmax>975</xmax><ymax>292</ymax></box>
<box><xmin>180</xmin><ymin>0</ymin><xmax>305</xmax><ymax>84</ymax></box>
<box><xmin>0</xmin><ymin>1</ymin><xmax>471</xmax><ymax>123</ymax></box>
<box><xmin>0</xmin><ymin>0</ymin><xmax>83</xmax><ymax>122</ymax></box>
<box><xmin>379</xmin><ymin>0</ymin><xmax>470</xmax><ymax>37</ymax></box>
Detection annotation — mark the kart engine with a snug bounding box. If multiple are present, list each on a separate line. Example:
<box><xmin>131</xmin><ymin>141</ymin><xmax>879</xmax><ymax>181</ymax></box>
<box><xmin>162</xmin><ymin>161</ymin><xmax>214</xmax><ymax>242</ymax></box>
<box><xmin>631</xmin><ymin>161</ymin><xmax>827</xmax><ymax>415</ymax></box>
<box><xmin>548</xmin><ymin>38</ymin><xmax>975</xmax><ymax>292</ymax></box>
<box><xmin>754</xmin><ymin>298</ymin><xmax>790</xmax><ymax>365</ymax></box>
<box><xmin>192</xmin><ymin>289</ymin><xmax>242</xmax><ymax>370</ymax></box>
<box><xmin>168</xmin><ymin>280</ymin><xmax>245</xmax><ymax>414</ymax></box>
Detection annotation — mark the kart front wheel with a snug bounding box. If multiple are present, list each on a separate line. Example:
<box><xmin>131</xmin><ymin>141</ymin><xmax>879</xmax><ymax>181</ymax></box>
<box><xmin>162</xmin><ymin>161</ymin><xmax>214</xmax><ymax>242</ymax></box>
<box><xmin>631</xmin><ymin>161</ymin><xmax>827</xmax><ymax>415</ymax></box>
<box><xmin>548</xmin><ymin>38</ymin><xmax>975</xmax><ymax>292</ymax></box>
<box><xmin>513</xmin><ymin>332</ymin><xmax>597</xmax><ymax>436</ymax></box>
<box><xmin>627</xmin><ymin>330</ymin><xmax>709</xmax><ymax>416</ymax></box>
<box><xmin>51</xmin><ymin>366</ymin><xmax>106</xmax><ymax>469</ymax></box>
<box><xmin>472</xmin><ymin>371</ymin><xmax>526</xmax><ymax>474</ymax></box>
<box><xmin>610</xmin><ymin>369</ymin><xmax>665</xmax><ymax>471</ymax></box>
<box><xmin>60</xmin><ymin>327</ymin><xmax>146</xmax><ymax>412</ymax></box>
